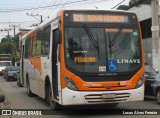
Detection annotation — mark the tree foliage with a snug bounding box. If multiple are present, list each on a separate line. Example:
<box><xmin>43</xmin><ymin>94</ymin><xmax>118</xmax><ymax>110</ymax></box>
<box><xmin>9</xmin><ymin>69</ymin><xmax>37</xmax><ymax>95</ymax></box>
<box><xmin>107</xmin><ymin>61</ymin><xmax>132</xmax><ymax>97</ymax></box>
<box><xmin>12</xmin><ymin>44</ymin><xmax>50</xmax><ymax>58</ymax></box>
<box><xmin>0</xmin><ymin>34</ymin><xmax>20</xmax><ymax>60</ymax></box>
<box><xmin>0</xmin><ymin>41</ymin><xmax>14</xmax><ymax>54</ymax></box>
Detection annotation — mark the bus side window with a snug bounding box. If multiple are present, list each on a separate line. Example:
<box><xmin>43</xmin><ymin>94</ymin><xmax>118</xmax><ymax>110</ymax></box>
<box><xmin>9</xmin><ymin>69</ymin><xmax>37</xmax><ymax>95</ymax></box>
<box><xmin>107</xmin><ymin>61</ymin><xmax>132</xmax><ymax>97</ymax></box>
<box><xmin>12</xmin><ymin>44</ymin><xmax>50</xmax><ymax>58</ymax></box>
<box><xmin>31</xmin><ymin>35</ymin><xmax>35</xmax><ymax>57</ymax></box>
<box><xmin>42</xmin><ymin>25</ymin><xmax>51</xmax><ymax>56</ymax></box>
<box><xmin>36</xmin><ymin>30</ymin><xmax>42</xmax><ymax>56</ymax></box>
<box><xmin>25</xmin><ymin>37</ymin><xmax>31</xmax><ymax>58</ymax></box>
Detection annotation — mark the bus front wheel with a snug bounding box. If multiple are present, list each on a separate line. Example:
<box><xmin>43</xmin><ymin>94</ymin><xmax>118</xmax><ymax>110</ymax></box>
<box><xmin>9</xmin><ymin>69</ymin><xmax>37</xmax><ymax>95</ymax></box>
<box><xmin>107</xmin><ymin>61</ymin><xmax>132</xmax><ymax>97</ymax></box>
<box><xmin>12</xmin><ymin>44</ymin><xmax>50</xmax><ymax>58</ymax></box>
<box><xmin>47</xmin><ymin>84</ymin><xmax>60</xmax><ymax>110</ymax></box>
<box><xmin>156</xmin><ymin>89</ymin><xmax>160</xmax><ymax>104</ymax></box>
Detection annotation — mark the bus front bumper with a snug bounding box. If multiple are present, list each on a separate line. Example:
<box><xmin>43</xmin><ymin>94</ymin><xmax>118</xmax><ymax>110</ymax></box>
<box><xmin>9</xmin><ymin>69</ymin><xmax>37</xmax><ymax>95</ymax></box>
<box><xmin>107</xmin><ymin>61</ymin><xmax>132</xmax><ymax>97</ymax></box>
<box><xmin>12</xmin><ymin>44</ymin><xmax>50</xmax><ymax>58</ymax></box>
<box><xmin>61</xmin><ymin>85</ymin><xmax>144</xmax><ymax>105</ymax></box>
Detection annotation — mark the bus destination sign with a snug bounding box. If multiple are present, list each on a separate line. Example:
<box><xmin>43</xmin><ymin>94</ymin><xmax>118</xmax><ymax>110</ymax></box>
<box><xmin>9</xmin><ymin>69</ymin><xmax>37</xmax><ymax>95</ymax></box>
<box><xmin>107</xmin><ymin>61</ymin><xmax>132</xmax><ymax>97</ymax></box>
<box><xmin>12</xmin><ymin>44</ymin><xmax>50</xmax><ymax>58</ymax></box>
<box><xmin>73</xmin><ymin>14</ymin><xmax>129</xmax><ymax>23</ymax></box>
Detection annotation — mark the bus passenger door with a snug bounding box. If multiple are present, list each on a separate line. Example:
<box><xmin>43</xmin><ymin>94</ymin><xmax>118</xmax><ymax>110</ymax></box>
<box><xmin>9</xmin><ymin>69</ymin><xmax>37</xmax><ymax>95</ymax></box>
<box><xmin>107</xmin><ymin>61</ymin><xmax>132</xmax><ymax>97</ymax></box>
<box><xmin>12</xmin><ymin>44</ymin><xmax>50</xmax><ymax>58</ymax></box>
<box><xmin>51</xmin><ymin>18</ymin><xmax>61</xmax><ymax>101</ymax></box>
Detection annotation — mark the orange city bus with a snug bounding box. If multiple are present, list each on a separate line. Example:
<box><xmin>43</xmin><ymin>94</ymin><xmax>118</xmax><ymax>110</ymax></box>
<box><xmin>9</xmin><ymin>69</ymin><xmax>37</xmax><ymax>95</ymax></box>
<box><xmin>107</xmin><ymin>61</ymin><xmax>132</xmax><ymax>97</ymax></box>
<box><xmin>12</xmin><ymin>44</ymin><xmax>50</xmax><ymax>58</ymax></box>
<box><xmin>19</xmin><ymin>9</ymin><xmax>144</xmax><ymax>109</ymax></box>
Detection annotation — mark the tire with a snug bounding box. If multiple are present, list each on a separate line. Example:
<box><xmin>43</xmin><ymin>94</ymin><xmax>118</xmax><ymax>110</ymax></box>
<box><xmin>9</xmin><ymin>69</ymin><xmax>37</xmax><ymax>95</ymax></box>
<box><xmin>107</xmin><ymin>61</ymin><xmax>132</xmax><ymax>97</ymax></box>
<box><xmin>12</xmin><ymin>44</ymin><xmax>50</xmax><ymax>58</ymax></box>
<box><xmin>19</xmin><ymin>81</ymin><xmax>23</xmax><ymax>87</ymax></box>
<box><xmin>26</xmin><ymin>77</ymin><xmax>34</xmax><ymax>97</ymax></box>
<box><xmin>6</xmin><ymin>76</ymin><xmax>9</xmax><ymax>81</ymax></box>
<box><xmin>17</xmin><ymin>80</ymin><xmax>19</xmax><ymax>86</ymax></box>
<box><xmin>17</xmin><ymin>77</ymin><xmax>23</xmax><ymax>87</ymax></box>
<box><xmin>156</xmin><ymin>90</ymin><xmax>160</xmax><ymax>104</ymax></box>
<box><xmin>47</xmin><ymin>84</ymin><xmax>60</xmax><ymax>110</ymax></box>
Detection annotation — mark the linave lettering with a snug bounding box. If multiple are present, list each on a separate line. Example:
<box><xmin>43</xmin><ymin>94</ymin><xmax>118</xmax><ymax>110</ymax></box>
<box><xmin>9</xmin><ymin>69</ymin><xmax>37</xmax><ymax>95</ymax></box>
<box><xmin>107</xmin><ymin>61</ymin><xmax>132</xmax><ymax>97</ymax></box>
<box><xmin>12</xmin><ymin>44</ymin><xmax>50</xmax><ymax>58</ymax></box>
<box><xmin>117</xmin><ymin>59</ymin><xmax>140</xmax><ymax>64</ymax></box>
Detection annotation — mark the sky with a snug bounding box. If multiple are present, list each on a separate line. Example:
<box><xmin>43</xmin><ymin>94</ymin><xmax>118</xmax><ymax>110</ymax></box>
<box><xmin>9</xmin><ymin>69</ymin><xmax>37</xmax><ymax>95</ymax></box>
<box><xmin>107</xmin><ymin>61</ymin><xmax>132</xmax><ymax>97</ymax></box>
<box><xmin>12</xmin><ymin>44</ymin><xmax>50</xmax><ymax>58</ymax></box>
<box><xmin>0</xmin><ymin>0</ymin><xmax>130</xmax><ymax>40</ymax></box>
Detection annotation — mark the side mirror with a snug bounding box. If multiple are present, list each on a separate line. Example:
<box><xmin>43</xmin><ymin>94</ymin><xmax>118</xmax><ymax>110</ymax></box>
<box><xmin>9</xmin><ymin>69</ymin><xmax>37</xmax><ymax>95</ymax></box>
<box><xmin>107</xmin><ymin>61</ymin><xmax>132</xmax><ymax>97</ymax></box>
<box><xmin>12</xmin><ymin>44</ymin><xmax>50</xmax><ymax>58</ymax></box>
<box><xmin>55</xmin><ymin>30</ymin><xmax>62</xmax><ymax>44</ymax></box>
<box><xmin>155</xmin><ymin>68</ymin><xmax>159</xmax><ymax>73</ymax></box>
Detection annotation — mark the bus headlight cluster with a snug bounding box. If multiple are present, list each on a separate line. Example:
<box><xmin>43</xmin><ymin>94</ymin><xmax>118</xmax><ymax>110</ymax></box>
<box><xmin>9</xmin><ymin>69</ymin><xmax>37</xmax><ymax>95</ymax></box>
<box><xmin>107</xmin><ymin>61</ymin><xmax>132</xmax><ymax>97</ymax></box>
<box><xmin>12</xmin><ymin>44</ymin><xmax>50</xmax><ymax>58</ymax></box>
<box><xmin>136</xmin><ymin>76</ymin><xmax>143</xmax><ymax>88</ymax></box>
<box><xmin>64</xmin><ymin>76</ymin><xmax>78</xmax><ymax>91</ymax></box>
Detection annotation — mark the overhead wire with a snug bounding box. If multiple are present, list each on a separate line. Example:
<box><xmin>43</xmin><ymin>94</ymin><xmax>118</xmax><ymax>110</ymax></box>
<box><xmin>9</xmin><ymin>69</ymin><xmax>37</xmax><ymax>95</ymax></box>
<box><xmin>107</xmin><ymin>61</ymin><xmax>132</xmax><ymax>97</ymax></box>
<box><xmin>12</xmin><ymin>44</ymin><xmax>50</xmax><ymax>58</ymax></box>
<box><xmin>32</xmin><ymin>0</ymin><xmax>47</xmax><ymax>14</ymax></box>
<box><xmin>0</xmin><ymin>0</ymin><xmax>105</xmax><ymax>12</ymax></box>
<box><xmin>60</xmin><ymin>0</ymin><xmax>70</xmax><ymax>9</ymax></box>
<box><xmin>43</xmin><ymin>0</ymin><xmax>104</xmax><ymax>21</ymax></box>
<box><xmin>28</xmin><ymin>0</ymin><xmax>40</xmax><ymax>13</ymax></box>
<box><xmin>0</xmin><ymin>0</ymin><xmax>109</xmax><ymax>33</ymax></box>
<box><xmin>0</xmin><ymin>0</ymin><xmax>114</xmax><ymax>39</ymax></box>
<box><xmin>43</xmin><ymin>0</ymin><xmax>60</xmax><ymax>20</ymax></box>
<box><xmin>0</xmin><ymin>0</ymin><xmax>106</xmax><ymax>27</ymax></box>
<box><xmin>63</xmin><ymin>0</ymin><xmax>104</xmax><ymax>9</ymax></box>
<box><xmin>0</xmin><ymin>21</ymin><xmax>37</xmax><ymax>24</ymax></box>
<box><xmin>26</xmin><ymin>0</ymin><xmax>42</xmax><ymax>23</ymax></box>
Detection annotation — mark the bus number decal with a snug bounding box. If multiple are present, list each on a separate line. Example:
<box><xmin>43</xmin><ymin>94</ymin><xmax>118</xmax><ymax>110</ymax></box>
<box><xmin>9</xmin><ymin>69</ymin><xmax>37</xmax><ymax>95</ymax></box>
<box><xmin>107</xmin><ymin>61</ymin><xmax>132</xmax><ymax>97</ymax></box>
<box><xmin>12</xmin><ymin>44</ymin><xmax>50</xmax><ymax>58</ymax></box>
<box><xmin>99</xmin><ymin>66</ymin><xmax>106</xmax><ymax>72</ymax></box>
<box><xmin>119</xmin><ymin>81</ymin><xmax>131</xmax><ymax>86</ymax></box>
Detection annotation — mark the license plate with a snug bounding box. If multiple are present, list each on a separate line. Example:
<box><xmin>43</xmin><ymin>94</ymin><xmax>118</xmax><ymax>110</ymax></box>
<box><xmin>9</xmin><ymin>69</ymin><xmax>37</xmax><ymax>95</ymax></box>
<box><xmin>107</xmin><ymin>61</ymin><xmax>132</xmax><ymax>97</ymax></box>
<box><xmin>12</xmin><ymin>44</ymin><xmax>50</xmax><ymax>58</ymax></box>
<box><xmin>102</xmin><ymin>93</ymin><xmax>116</xmax><ymax>99</ymax></box>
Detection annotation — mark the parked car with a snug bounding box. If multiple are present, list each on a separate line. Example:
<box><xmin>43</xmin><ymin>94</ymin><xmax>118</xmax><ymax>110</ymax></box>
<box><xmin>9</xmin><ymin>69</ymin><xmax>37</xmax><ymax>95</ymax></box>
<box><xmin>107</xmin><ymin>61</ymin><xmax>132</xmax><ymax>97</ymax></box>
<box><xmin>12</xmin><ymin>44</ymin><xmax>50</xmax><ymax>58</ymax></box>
<box><xmin>4</xmin><ymin>66</ymin><xmax>19</xmax><ymax>81</ymax></box>
<box><xmin>145</xmin><ymin>63</ymin><xmax>160</xmax><ymax>104</ymax></box>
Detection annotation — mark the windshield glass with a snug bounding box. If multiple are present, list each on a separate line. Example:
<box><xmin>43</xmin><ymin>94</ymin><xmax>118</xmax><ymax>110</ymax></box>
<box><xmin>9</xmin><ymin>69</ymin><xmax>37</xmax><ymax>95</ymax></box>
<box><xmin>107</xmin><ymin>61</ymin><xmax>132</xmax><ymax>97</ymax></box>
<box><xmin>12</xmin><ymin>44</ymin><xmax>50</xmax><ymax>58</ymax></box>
<box><xmin>0</xmin><ymin>62</ymin><xmax>11</xmax><ymax>66</ymax></box>
<box><xmin>65</xmin><ymin>26</ymin><xmax>141</xmax><ymax>73</ymax></box>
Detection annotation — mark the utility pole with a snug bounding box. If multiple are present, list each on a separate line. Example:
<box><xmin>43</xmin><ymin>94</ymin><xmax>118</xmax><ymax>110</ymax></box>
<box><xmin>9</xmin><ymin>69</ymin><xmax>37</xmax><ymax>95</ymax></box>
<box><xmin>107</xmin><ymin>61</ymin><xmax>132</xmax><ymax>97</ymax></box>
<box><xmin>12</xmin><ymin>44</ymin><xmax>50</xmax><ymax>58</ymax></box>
<box><xmin>1</xmin><ymin>29</ymin><xmax>11</xmax><ymax>39</ymax></box>
<box><xmin>151</xmin><ymin>0</ymin><xmax>160</xmax><ymax>70</ymax></box>
<box><xmin>26</xmin><ymin>13</ymin><xmax>43</xmax><ymax>24</ymax></box>
<box><xmin>9</xmin><ymin>24</ymin><xmax>20</xmax><ymax>65</ymax></box>
<box><xmin>9</xmin><ymin>24</ymin><xmax>20</xmax><ymax>37</ymax></box>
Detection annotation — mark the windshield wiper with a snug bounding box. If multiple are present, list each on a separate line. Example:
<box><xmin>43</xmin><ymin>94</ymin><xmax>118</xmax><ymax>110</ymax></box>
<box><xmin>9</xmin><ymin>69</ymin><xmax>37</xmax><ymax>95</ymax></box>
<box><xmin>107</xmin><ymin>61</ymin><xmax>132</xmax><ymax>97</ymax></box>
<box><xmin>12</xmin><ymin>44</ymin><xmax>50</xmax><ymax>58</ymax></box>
<box><xmin>108</xmin><ymin>27</ymin><xmax>123</xmax><ymax>59</ymax></box>
<box><xmin>83</xmin><ymin>24</ymin><xmax>100</xmax><ymax>60</ymax></box>
<box><xmin>109</xmin><ymin>27</ymin><xmax>123</xmax><ymax>49</ymax></box>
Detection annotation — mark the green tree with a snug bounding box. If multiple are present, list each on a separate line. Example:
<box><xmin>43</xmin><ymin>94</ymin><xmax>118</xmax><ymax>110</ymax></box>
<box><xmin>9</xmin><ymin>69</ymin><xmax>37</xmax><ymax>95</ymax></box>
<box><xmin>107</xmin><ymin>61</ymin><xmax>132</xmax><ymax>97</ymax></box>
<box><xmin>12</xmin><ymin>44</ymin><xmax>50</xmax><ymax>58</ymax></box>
<box><xmin>0</xmin><ymin>33</ymin><xmax>20</xmax><ymax>61</ymax></box>
<box><xmin>1</xmin><ymin>35</ymin><xmax>12</xmax><ymax>43</ymax></box>
<box><xmin>0</xmin><ymin>41</ymin><xmax>14</xmax><ymax>54</ymax></box>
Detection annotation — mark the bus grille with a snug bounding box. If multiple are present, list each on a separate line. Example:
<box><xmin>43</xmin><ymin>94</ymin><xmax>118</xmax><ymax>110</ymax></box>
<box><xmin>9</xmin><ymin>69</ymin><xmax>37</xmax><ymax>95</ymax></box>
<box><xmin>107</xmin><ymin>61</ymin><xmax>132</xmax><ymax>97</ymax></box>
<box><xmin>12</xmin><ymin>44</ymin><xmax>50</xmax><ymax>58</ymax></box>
<box><xmin>84</xmin><ymin>93</ymin><xmax>130</xmax><ymax>103</ymax></box>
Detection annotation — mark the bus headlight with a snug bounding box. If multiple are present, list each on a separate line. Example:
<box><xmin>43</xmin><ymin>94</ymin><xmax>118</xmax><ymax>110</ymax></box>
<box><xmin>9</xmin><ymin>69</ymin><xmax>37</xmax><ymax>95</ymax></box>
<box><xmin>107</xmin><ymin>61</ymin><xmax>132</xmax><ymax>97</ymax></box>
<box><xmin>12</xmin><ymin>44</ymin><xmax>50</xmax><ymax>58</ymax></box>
<box><xmin>64</xmin><ymin>76</ymin><xmax>78</xmax><ymax>91</ymax></box>
<box><xmin>136</xmin><ymin>76</ymin><xmax>143</xmax><ymax>88</ymax></box>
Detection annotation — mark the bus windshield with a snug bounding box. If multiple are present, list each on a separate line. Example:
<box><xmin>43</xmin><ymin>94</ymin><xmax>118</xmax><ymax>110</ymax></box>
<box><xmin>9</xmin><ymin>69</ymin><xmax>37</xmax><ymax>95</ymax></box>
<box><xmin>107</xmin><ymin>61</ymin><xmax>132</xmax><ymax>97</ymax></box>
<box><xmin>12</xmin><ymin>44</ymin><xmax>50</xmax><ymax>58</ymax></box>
<box><xmin>65</xmin><ymin>26</ymin><xmax>141</xmax><ymax>73</ymax></box>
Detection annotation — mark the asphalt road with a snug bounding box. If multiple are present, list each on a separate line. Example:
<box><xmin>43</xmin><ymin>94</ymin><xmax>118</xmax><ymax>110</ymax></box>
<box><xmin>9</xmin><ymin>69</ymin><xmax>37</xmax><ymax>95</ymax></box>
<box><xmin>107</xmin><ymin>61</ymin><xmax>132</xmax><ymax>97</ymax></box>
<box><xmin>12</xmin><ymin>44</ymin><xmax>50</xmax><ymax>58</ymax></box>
<box><xmin>0</xmin><ymin>76</ymin><xmax>160</xmax><ymax>118</ymax></box>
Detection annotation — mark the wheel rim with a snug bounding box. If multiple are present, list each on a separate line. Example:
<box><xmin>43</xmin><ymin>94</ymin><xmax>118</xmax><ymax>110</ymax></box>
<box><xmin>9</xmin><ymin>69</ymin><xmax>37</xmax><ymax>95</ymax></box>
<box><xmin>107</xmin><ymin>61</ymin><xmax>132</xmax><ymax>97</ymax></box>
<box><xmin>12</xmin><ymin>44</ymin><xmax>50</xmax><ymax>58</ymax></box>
<box><xmin>157</xmin><ymin>91</ymin><xmax>160</xmax><ymax>103</ymax></box>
